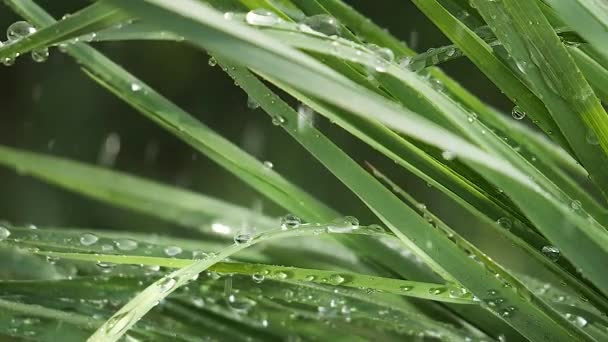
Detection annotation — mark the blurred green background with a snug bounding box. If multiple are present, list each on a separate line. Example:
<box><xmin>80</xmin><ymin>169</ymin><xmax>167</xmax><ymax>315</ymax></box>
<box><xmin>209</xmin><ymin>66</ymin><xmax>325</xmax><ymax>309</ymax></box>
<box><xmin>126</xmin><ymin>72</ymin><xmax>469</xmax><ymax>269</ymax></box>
<box><xmin>0</xmin><ymin>0</ymin><xmax>512</xmax><ymax>237</ymax></box>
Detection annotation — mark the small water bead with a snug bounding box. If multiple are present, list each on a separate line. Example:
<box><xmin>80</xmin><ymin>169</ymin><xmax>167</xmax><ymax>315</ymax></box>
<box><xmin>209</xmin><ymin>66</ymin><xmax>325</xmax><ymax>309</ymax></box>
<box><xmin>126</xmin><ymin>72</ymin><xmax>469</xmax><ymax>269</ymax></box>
<box><xmin>541</xmin><ymin>245</ymin><xmax>560</xmax><ymax>262</ymax></box>
<box><xmin>79</xmin><ymin>233</ymin><xmax>98</xmax><ymax>246</ymax></box>
<box><xmin>208</xmin><ymin>56</ymin><xmax>217</xmax><ymax>67</ymax></box>
<box><xmin>271</xmin><ymin>115</ymin><xmax>285</xmax><ymax>126</ymax></box>
<box><xmin>7</xmin><ymin>21</ymin><xmax>36</xmax><ymax>41</ymax></box>
<box><xmin>511</xmin><ymin>106</ymin><xmax>526</xmax><ymax>120</ymax></box>
<box><xmin>329</xmin><ymin>274</ymin><xmax>345</xmax><ymax>285</ymax></box>
<box><xmin>130</xmin><ymin>83</ymin><xmax>142</xmax><ymax>92</ymax></box>
<box><xmin>400</xmin><ymin>285</ymin><xmax>413</xmax><ymax>292</ymax></box>
<box><xmin>31</xmin><ymin>48</ymin><xmax>49</xmax><ymax>63</ymax></box>
<box><xmin>223</xmin><ymin>12</ymin><xmax>235</xmax><ymax>21</ymax></box>
<box><xmin>0</xmin><ymin>225</ymin><xmax>11</xmax><ymax>240</ymax></box>
<box><xmin>441</xmin><ymin>150</ymin><xmax>455</xmax><ymax>161</ymax></box>
<box><xmin>245</xmin><ymin>9</ymin><xmax>281</xmax><ymax>27</ymax></box>
<box><xmin>367</xmin><ymin>44</ymin><xmax>394</xmax><ymax>72</ymax></box>
<box><xmin>252</xmin><ymin>273</ymin><xmax>265</xmax><ymax>283</ymax></box>
<box><xmin>164</xmin><ymin>246</ymin><xmax>182</xmax><ymax>257</ymax></box>
<box><xmin>275</xmin><ymin>271</ymin><xmax>288</xmax><ymax>280</ymax></box>
<box><xmin>280</xmin><ymin>214</ymin><xmax>301</xmax><ymax>230</ymax></box>
<box><xmin>246</xmin><ymin>96</ymin><xmax>260</xmax><ymax>109</ymax></box>
<box><xmin>328</xmin><ymin>216</ymin><xmax>359</xmax><ymax>233</ymax></box>
<box><xmin>570</xmin><ymin>200</ymin><xmax>582</xmax><ymax>211</ymax></box>
<box><xmin>263</xmin><ymin>161</ymin><xmax>273</xmax><ymax>169</ymax></box>
<box><xmin>302</xmin><ymin>14</ymin><xmax>341</xmax><ymax>36</ymax></box>
<box><xmin>157</xmin><ymin>276</ymin><xmax>177</xmax><ymax>294</ymax></box>
<box><xmin>304</xmin><ymin>275</ymin><xmax>315</xmax><ymax>282</ymax></box>
<box><xmin>429</xmin><ymin>287</ymin><xmax>446</xmax><ymax>295</ymax></box>
<box><xmin>496</xmin><ymin>217</ymin><xmax>512</xmax><ymax>229</ymax></box>
<box><xmin>448</xmin><ymin>286</ymin><xmax>469</xmax><ymax>298</ymax></box>
<box><xmin>115</xmin><ymin>239</ymin><xmax>138</xmax><ymax>251</ymax></box>
<box><xmin>234</xmin><ymin>232</ymin><xmax>253</xmax><ymax>245</ymax></box>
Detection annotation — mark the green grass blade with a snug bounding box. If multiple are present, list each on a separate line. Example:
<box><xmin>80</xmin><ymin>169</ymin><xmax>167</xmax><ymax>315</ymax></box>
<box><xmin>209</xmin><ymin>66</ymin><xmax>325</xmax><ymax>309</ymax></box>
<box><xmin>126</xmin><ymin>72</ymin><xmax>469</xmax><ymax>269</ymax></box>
<box><xmin>469</xmin><ymin>0</ymin><xmax>608</xmax><ymax>198</ymax></box>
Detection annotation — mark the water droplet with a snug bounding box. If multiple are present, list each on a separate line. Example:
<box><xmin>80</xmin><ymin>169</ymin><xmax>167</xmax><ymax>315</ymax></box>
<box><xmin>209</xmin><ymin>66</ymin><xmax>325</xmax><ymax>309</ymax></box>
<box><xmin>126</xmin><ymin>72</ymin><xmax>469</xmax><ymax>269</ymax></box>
<box><xmin>367</xmin><ymin>44</ymin><xmax>394</xmax><ymax>72</ymax></box>
<box><xmin>252</xmin><ymin>273</ymin><xmax>265</xmax><ymax>283</ymax></box>
<box><xmin>329</xmin><ymin>274</ymin><xmax>345</xmax><ymax>285</ymax></box>
<box><xmin>247</xmin><ymin>96</ymin><xmax>260</xmax><ymax>109</ymax></box>
<box><xmin>0</xmin><ymin>225</ymin><xmax>11</xmax><ymax>240</ymax></box>
<box><xmin>400</xmin><ymin>56</ymin><xmax>426</xmax><ymax>72</ymax></box>
<box><xmin>429</xmin><ymin>287</ymin><xmax>446</xmax><ymax>295</ymax></box>
<box><xmin>271</xmin><ymin>115</ymin><xmax>286</xmax><ymax>126</ymax></box>
<box><xmin>302</xmin><ymin>14</ymin><xmax>341</xmax><ymax>36</ymax></box>
<box><xmin>130</xmin><ymin>83</ymin><xmax>142</xmax><ymax>92</ymax></box>
<box><xmin>511</xmin><ymin>106</ymin><xmax>526</xmax><ymax>120</ymax></box>
<box><xmin>400</xmin><ymin>285</ymin><xmax>413</xmax><ymax>292</ymax></box>
<box><xmin>263</xmin><ymin>160</ymin><xmax>273</xmax><ymax>169</ymax></box>
<box><xmin>7</xmin><ymin>21</ymin><xmax>36</xmax><ymax>41</ymax></box>
<box><xmin>448</xmin><ymin>286</ymin><xmax>469</xmax><ymax>298</ymax></box>
<box><xmin>304</xmin><ymin>275</ymin><xmax>315</xmax><ymax>281</ymax></box>
<box><xmin>570</xmin><ymin>200</ymin><xmax>582</xmax><ymax>211</ymax></box>
<box><xmin>586</xmin><ymin>129</ymin><xmax>600</xmax><ymax>145</ymax></box>
<box><xmin>328</xmin><ymin>216</ymin><xmax>359</xmax><ymax>233</ymax></box>
<box><xmin>541</xmin><ymin>245</ymin><xmax>560</xmax><ymax>262</ymax></box>
<box><xmin>234</xmin><ymin>232</ymin><xmax>252</xmax><ymax>244</ymax></box>
<box><xmin>115</xmin><ymin>239</ymin><xmax>138</xmax><ymax>251</ymax></box>
<box><xmin>441</xmin><ymin>151</ymin><xmax>455</xmax><ymax>161</ymax></box>
<box><xmin>31</xmin><ymin>48</ymin><xmax>49</xmax><ymax>63</ymax></box>
<box><xmin>157</xmin><ymin>277</ymin><xmax>177</xmax><ymax>293</ymax></box>
<box><xmin>574</xmin><ymin>315</ymin><xmax>588</xmax><ymax>327</ymax></box>
<box><xmin>467</xmin><ymin>114</ymin><xmax>477</xmax><ymax>123</ymax></box>
<box><xmin>208</xmin><ymin>56</ymin><xmax>217</xmax><ymax>67</ymax></box>
<box><xmin>80</xmin><ymin>233</ymin><xmax>98</xmax><ymax>246</ymax></box>
<box><xmin>487</xmin><ymin>289</ymin><xmax>498</xmax><ymax>296</ymax></box>
<box><xmin>496</xmin><ymin>217</ymin><xmax>512</xmax><ymax>229</ymax></box>
<box><xmin>164</xmin><ymin>246</ymin><xmax>182</xmax><ymax>257</ymax></box>
<box><xmin>280</xmin><ymin>214</ymin><xmax>301</xmax><ymax>230</ymax></box>
<box><xmin>245</xmin><ymin>9</ymin><xmax>280</xmax><ymax>27</ymax></box>
<box><xmin>223</xmin><ymin>12</ymin><xmax>235</xmax><ymax>21</ymax></box>
<box><xmin>275</xmin><ymin>271</ymin><xmax>288</xmax><ymax>280</ymax></box>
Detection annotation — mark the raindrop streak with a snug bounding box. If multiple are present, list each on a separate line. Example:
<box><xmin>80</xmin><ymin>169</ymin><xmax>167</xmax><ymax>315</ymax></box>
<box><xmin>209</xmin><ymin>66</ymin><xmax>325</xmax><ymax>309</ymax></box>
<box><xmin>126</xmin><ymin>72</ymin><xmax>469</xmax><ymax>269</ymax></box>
<box><xmin>280</xmin><ymin>214</ymin><xmax>301</xmax><ymax>230</ymax></box>
<box><xmin>541</xmin><ymin>245</ymin><xmax>561</xmax><ymax>262</ymax></box>
<box><xmin>245</xmin><ymin>9</ymin><xmax>280</xmax><ymax>27</ymax></box>
<box><xmin>511</xmin><ymin>106</ymin><xmax>526</xmax><ymax>120</ymax></box>
<box><xmin>80</xmin><ymin>233</ymin><xmax>98</xmax><ymax>246</ymax></box>
<box><xmin>302</xmin><ymin>14</ymin><xmax>341</xmax><ymax>36</ymax></box>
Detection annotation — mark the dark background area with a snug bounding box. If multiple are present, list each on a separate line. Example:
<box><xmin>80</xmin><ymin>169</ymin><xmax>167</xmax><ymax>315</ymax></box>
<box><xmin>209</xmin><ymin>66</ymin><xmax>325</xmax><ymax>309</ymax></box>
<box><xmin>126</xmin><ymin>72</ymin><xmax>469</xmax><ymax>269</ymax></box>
<box><xmin>0</xmin><ymin>0</ymin><xmax>513</xmax><ymax>235</ymax></box>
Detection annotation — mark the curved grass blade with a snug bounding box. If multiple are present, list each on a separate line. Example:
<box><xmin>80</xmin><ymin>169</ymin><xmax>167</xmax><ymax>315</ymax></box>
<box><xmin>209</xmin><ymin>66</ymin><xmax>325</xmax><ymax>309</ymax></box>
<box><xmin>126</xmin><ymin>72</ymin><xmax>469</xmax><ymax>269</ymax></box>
<box><xmin>468</xmin><ymin>0</ymin><xmax>608</xmax><ymax>199</ymax></box>
<box><xmin>214</xmin><ymin>59</ymin><xmax>590</xmax><ymax>340</ymax></box>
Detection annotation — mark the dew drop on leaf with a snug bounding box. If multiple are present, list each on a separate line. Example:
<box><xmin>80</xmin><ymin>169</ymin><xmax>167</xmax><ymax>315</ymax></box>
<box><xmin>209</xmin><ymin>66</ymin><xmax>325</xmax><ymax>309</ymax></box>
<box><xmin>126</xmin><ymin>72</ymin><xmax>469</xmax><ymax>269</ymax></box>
<box><xmin>245</xmin><ymin>9</ymin><xmax>280</xmax><ymax>27</ymax></box>
<box><xmin>164</xmin><ymin>246</ymin><xmax>182</xmax><ymax>257</ymax></box>
<box><xmin>280</xmin><ymin>214</ymin><xmax>301</xmax><ymax>230</ymax></box>
<box><xmin>541</xmin><ymin>245</ymin><xmax>560</xmax><ymax>262</ymax></box>
<box><xmin>80</xmin><ymin>233</ymin><xmax>98</xmax><ymax>246</ymax></box>
<box><xmin>511</xmin><ymin>106</ymin><xmax>526</xmax><ymax>120</ymax></box>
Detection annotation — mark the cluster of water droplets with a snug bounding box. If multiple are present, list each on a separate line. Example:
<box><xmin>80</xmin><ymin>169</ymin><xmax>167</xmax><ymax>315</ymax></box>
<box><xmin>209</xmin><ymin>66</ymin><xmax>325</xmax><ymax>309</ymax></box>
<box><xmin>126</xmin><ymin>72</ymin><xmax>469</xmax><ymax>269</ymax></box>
<box><xmin>1</xmin><ymin>21</ymin><xmax>48</xmax><ymax>66</ymax></box>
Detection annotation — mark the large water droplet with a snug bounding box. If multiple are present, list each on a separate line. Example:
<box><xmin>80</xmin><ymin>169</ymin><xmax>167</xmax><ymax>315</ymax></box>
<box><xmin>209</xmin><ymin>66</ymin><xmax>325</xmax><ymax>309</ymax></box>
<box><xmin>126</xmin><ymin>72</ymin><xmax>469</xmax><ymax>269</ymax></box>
<box><xmin>31</xmin><ymin>48</ymin><xmax>49</xmax><ymax>63</ymax></box>
<box><xmin>302</xmin><ymin>15</ymin><xmax>341</xmax><ymax>36</ymax></box>
<box><xmin>7</xmin><ymin>21</ymin><xmax>36</xmax><ymax>41</ymax></box>
<box><xmin>496</xmin><ymin>217</ymin><xmax>512</xmax><ymax>229</ymax></box>
<box><xmin>280</xmin><ymin>214</ymin><xmax>301</xmax><ymax>230</ymax></box>
<box><xmin>328</xmin><ymin>216</ymin><xmax>359</xmax><ymax>233</ymax></box>
<box><xmin>245</xmin><ymin>9</ymin><xmax>280</xmax><ymax>27</ymax></box>
<box><xmin>541</xmin><ymin>245</ymin><xmax>560</xmax><ymax>262</ymax></box>
<box><xmin>367</xmin><ymin>44</ymin><xmax>394</xmax><ymax>72</ymax></box>
<box><xmin>511</xmin><ymin>106</ymin><xmax>526</xmax><ymax>120</ymax></box>
<box><xmin>164</xmin><ymin>246</ymin><xmax>182</xmax><ymax>257</ymax></box>
<box><xmin>234</xmin><ymin>232</ymin><xmax>253</xmax><ymax>244</ymax></box>
<box><xmin>0</xmin><ymin>225</ymin><xmax>11</xmax><ymax>240</ymax></box>
<box><xmin>329</xmin><ymin>274</ymin><xmax>345</xmax><ymax>285</ymax></box>
<box><xmin>157</xmin><ymin>276</ymin><xmax>177</xmax><ymax>294</ymax></box>
<box><xmin>252</xmin><ymin>273</ymin><xmax>265</xmax><ymax>283</ymax></box>
<box><xmin>115</xmin><ymin>239</ymin><xmax>138</xmax><ymax>251</ymax></box>
<box><xmin>263</xmin><ymin>160</ymin><xmax>273</xmax><ymax>169</ymax></box>
<box><xmin>80</xmin><ymin>233</ymin><xmax>98</xmax><ymax>246</ymax></box>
